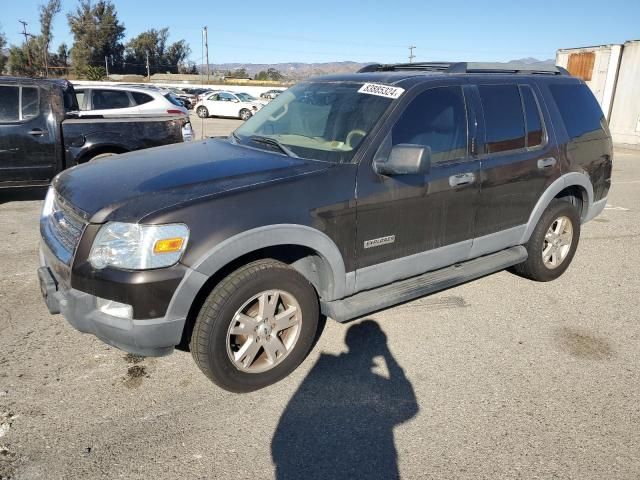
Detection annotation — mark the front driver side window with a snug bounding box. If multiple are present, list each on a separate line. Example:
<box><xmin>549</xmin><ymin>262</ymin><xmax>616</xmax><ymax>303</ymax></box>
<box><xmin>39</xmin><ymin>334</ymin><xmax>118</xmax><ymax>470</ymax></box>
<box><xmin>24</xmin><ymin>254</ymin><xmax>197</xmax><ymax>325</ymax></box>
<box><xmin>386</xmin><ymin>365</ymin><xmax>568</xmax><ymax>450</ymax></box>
<box><xmin>392</xmin><ymin>86</ymin><xmax>468</xmax><ymax>163</ymax></box>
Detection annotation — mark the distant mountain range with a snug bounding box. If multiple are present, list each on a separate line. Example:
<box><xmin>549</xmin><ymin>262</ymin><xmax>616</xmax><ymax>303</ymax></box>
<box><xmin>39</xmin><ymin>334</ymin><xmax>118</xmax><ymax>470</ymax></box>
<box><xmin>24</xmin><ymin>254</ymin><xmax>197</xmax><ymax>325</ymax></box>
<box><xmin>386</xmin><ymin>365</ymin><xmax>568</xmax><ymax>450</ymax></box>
<box><xmin>203</xmin><ymin>58</ymin><xmax>556</xmax><ymax>80</ymax></box>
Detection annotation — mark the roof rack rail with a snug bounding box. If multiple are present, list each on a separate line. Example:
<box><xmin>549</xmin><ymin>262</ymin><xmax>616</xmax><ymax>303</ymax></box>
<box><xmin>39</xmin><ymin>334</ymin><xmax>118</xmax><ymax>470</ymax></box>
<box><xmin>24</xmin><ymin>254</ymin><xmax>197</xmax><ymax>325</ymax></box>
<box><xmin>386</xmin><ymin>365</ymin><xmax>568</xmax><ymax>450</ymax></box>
<box><xmin>357</xmin><ymin>62</ymin><xmax>570</xmax><ymax>76</ymax></box>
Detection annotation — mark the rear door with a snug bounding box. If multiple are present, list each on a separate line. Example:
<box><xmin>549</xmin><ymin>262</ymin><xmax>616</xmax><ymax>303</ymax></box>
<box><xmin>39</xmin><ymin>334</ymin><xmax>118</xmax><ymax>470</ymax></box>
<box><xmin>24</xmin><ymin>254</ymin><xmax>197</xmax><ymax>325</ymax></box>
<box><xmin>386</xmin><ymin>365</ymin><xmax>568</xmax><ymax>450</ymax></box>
<box><xmin>470</xmin><ymin>81</ymin><xmax>560</xmax><ymax>256</ymax></box>
<box><xmin>355</xmin><ymin>83</ymin><xmax>480</xmax><ymax>292</ymax></box>
<box><xmin>0</xmin><ymin>83</ymin><xmax>57</xmax><ymax>184</ymax></box>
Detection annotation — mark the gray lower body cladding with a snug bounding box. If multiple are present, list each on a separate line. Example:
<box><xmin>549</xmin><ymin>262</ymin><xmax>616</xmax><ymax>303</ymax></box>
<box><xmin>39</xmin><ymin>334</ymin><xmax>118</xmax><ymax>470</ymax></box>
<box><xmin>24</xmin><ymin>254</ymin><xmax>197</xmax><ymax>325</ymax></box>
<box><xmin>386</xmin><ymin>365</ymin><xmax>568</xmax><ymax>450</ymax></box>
<box><xmin>321</xmin><ymin>246</ymin><xmax>527</xmax><ymax>322</ymax></box>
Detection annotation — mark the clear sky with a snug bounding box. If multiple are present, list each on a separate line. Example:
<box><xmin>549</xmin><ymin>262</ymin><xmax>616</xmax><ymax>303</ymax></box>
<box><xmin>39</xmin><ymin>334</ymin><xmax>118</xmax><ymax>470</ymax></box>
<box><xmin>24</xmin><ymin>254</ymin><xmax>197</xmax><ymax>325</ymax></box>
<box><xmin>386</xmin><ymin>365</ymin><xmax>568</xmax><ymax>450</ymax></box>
<box><xmin>1</xmin><ymin>0</ymin><xmax>639</xmax><ymax>64</ymax></box>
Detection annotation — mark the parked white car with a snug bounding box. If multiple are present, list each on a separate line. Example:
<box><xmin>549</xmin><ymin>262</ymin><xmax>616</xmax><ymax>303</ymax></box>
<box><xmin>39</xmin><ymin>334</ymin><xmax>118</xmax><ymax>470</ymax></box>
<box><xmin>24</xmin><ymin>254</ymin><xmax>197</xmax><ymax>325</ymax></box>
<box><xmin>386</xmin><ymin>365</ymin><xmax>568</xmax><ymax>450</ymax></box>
<box><xmin>73</xmin><ymin>85</ymin><xmax>189</xmax><ymax>117</ymax></box>
<box><xmin>194</xmin><ymin>91</ymin><xmax>264</xmax><ymax>120</ymax></box>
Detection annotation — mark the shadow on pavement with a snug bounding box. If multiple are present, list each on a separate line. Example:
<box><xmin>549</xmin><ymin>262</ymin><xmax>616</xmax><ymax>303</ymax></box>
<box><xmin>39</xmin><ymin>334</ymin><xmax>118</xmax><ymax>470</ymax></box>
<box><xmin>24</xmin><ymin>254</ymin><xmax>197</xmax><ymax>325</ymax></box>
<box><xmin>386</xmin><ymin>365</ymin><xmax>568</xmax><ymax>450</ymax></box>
<box><xmin>0</xmin><ymin>187</ymin><xmax>48</xmax><ymax>205</ymax></box>
<box><xmin>272</xmin><ymin>320</ymin><xmax>418</xmax><ymax>480</ymax></box>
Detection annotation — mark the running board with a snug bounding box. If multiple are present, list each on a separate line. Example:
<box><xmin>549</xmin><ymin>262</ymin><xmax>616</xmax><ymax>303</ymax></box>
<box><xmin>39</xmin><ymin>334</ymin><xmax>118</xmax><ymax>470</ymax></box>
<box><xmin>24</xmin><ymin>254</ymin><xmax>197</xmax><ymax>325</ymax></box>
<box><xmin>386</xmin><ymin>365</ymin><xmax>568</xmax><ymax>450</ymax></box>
<box><xmin>321</xmin><ymin>246</ymin><xmax>527</xmax><ymax>323</ymax></box>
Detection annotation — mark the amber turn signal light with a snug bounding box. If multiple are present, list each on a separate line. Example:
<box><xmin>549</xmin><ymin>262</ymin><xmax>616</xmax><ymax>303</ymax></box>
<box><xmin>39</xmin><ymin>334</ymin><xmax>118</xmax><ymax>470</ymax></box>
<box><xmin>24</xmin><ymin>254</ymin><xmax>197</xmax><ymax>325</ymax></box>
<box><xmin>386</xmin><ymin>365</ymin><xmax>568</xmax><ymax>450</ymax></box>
<box><xmin>153</xmin><ymin>237</ymin><xmax>185</xmax><ymax>254</ymax></box>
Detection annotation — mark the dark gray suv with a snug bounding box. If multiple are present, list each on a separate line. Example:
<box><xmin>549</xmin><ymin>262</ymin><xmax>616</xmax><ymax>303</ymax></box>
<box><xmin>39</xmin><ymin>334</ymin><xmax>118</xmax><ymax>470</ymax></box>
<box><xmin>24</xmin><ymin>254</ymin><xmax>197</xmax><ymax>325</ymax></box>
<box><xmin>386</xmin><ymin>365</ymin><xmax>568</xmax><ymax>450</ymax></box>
<box><xmin>38</xmin><ymin>62</ymin><xmax>612</xmax><ymax>392</ymax></box>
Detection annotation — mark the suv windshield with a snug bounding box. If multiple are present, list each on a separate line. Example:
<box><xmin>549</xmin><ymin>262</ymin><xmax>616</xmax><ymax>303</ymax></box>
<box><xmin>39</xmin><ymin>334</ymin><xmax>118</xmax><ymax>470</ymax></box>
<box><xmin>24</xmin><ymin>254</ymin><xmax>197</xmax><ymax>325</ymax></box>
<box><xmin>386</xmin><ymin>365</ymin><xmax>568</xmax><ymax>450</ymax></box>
<box><xmin>234</xmin><ymin>82</ymin><xmax>394</xmax><ymax>163</ymax></box>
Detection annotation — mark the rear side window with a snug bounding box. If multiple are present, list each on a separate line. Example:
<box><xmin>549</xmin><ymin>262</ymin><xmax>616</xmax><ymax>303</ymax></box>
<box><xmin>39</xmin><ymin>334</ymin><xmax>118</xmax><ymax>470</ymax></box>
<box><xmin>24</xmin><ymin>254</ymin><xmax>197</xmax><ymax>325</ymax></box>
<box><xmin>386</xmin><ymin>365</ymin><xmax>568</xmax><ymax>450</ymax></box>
<box><xmin>132</xmin><ymin>92</ymin><xmax>154</xmax><ymax>105</ymax></box>
<box><xmin>520</xmin><ymin>85</ymin><xmax>544</xmax><ymax>147</ymax></box>
<box><xmin>0</xmin><ymin>86</ymin><xmax>20</xmax><ymax>122</ymax></box>
<box><xmin>392</xmin><ymin>86</ymin><xmax>468</xmax><ymax>163</ymax></box>
<box><xmin>164</xmin><ymin>93</ymin><xmax>183</xmax><ymax>107</ymax></box>
<box><xmin>0</xmin><ymin>86</ymin><xmax>40</xmax><ymax>122</ymax></box>
<box><xmin>479</xmin><ymin>84</ymin><xmax>525</xmax><ymax>153</ymax></box>
<box><xmin>21</xmin><ymin>87</ymin><xmax>40</xmax><ymax>120</ymax></box>
<box><xmin>550</xmin><ymin>84</ymin><xmax>605</xmax><ymax>140</ymax></box>
<box><xmin>75</xmin><ymin>90</ymin><xmax>86</xmax><ymax>110</ymax></box>
<box><xmin>91</xmin><ymin>89</ymin><xmax>132</xmax><ymax>110</ymax></box>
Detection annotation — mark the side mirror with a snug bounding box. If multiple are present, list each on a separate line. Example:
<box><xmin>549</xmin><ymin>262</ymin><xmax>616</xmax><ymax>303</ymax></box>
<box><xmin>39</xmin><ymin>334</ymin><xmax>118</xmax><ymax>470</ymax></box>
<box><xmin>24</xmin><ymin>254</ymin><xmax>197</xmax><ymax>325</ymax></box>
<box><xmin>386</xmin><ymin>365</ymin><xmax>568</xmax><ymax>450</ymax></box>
<box><xmin>374</xmin><ymin>144</ymin><xmax>431</xmax><ymax>175</ymax></box>
<box><xmin>233</xmin><ymin>99</ymin><xmax>240</xmax><ymax>103</ymax></box>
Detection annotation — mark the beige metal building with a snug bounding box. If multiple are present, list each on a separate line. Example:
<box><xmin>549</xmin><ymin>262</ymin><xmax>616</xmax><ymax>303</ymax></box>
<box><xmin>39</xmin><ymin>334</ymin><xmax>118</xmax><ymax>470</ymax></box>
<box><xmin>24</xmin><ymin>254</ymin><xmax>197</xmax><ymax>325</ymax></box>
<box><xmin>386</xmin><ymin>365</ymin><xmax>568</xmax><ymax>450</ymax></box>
<box><xmin>557</xmin><ymin>40</ymin><xmax>640</xmax><ymax>148</ymax></box>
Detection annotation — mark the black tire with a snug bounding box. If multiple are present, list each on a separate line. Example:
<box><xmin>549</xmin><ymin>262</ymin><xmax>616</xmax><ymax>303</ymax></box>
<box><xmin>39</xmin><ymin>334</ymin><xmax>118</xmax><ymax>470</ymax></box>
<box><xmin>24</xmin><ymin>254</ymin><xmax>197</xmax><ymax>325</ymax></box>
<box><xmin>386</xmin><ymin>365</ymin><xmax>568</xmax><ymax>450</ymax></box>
<box><xmin>196</xmin><ymin>106</ymin><xmax>209</xmax><ymax>118</ymax></box>
<box><xmin>190</xmin><ymin>259</ymin><xmax>319</xmax><ymax>393</ymax></box>
<box><xmin>512</xmin><ymin>199</ymin><xmax>581</xmax><ymax>282</ymax></box>
<box><xmin>239</xmin><ymin>108</ymin><xmax>252</xmax><ymax>121</ymax></box>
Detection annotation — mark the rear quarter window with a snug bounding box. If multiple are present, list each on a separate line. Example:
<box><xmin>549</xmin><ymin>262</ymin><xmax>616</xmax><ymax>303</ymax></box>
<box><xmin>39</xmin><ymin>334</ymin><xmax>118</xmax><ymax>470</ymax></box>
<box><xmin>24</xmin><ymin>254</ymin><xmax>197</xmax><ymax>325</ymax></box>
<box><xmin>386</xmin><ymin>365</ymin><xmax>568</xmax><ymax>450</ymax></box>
<box><xmin>550</xmin><ymin>83</ymin><xmax>605</xmax><ymax>140</ymax></box>
<box><xmin>132</xmin><ymin>92</ymin><xmax>154</xmax><ymax>105</ymax></box>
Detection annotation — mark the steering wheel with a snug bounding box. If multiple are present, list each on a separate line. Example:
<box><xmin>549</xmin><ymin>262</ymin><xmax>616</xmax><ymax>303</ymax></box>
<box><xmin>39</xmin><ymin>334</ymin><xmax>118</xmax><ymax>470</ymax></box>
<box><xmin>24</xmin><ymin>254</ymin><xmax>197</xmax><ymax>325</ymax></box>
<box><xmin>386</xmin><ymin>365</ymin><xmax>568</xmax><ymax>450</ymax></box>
<box><xmin>345</xmin><ymin>129</ymin><xmax>367</xmax><ymax>149</ymax></box>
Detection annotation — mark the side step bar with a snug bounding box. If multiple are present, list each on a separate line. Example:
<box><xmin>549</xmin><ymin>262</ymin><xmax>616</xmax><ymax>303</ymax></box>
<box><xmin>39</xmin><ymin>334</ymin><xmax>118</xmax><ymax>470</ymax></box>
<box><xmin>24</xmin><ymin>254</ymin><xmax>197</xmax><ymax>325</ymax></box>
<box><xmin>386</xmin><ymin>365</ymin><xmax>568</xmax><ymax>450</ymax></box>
<box><xmin>321</xmin><ymin>246</ymin><xmax>527</xmax><ymax>323</ymax></box>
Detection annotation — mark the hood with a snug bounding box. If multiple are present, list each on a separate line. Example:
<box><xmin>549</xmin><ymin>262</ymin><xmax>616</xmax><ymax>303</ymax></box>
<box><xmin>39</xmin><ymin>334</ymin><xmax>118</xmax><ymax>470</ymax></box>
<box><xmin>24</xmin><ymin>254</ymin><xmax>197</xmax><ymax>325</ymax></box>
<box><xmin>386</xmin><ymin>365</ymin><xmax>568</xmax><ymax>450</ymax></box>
<box><xmin>54</xmin><ymin>138</ymin><xmax>329</xmax><ymax>223</ymax></box>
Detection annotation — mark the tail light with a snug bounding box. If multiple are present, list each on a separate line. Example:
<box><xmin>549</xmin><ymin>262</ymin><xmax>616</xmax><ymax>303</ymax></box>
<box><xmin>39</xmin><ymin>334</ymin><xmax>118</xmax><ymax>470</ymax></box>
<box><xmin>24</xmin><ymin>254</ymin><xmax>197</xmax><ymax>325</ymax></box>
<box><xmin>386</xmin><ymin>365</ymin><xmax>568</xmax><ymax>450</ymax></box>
<box><xmin>167</xmin><ymin>109</ymin><xmax>184</xmax><ymax>115</ymax></box>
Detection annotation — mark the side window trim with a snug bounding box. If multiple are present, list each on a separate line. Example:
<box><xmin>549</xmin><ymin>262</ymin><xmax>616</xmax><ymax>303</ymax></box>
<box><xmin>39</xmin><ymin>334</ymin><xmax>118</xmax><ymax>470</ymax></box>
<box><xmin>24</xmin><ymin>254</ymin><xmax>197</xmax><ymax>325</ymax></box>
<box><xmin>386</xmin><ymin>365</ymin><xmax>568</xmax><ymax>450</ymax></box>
<box><xmin>518</xmin><ymin>83</ymin><xmax>548</xmax><ymax>151</ymax></box>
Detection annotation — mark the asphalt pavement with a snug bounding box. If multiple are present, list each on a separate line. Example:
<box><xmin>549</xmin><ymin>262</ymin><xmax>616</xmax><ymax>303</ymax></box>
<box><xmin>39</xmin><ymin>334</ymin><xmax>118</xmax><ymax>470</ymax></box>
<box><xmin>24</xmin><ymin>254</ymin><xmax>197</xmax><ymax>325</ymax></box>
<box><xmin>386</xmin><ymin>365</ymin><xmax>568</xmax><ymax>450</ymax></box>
<box><xmin>0</xmin><ymin>120</ymin><xmax>638</xmax><ymax>479</ymax></box>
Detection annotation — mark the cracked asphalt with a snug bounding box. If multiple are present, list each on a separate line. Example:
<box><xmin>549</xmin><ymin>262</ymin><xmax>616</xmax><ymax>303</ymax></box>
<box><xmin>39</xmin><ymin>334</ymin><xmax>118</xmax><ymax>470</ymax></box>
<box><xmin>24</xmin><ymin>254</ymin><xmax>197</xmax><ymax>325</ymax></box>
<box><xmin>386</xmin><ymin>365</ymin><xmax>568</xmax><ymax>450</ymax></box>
<box><xmin>0</xmin><ymin>118</ymin><xmax>638</xmax><ymax>479</ymax></box>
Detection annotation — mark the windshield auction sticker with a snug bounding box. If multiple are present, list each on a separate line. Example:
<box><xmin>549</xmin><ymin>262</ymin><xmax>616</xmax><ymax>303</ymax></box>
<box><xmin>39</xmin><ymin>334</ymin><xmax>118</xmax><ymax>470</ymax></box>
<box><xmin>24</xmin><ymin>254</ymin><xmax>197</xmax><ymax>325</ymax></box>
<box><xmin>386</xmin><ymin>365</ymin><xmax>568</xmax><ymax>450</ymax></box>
<box><xmin>358</xmin><ymin>83</ymin><xmax>405</xmax><ymax>99</ymax></box>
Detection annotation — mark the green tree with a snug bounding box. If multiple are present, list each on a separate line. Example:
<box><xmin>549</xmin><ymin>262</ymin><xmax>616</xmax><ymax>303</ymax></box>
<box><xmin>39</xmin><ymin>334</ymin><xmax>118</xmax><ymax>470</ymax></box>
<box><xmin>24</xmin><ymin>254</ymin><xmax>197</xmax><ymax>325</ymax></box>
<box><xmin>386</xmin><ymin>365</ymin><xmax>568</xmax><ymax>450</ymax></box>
<box><xmin>255</xmin><ymin>68</ymin><xmax>284</xmax><ymax>81</ymax></box>
<box><xmin>0</xmin><ymin>29</ymin><xmax>6</xmax><ymax>74</ymax></box>
<box><xmin>67</xmin><ymin>0</ymin><xmax>125</xmax><ymax>75</ymax></box>
<box><xmin>226</xmin><ymin>67</ymin><xmax>248</xmax><ymax>79</ymax></box>
<box><xmin>39</xmin><ymin>0</ymin><xmax>62</xmax><ymax>76</ymax></box>
<box><xmin>8</xmin><ymin>37</ymin><xmax>41</xmax><ymax>77</ymax></box>
<box><xmin>124</xmin><ymin>28</ymin><xmax>191</xmax><ymax>75</ymax></box>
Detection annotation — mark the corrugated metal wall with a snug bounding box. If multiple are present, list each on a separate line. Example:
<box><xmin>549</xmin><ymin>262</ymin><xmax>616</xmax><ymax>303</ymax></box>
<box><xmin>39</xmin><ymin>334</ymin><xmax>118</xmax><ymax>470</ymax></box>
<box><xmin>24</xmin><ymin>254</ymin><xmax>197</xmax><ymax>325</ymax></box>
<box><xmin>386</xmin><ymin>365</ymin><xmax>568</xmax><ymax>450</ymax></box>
<box><xmin>608</xmin><ymin>41</ymin><xmax>640</xmax><ymax>147</ymax></box>
<box><xmin>557</xmin><ymin>42</ymin><xmax>639</xmax><ymax>147</ymax></box>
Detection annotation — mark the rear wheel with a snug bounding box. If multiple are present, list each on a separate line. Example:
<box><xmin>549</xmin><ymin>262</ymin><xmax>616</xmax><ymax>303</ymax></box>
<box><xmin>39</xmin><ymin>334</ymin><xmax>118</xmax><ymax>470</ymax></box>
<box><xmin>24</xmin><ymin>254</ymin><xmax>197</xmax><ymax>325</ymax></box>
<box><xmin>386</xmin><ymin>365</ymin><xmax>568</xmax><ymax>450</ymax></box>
<box><xmin>196</xmin><ymin>106</ymin><xmax>209</xmax><ymax>118</ymax></box>
<box><xmin>190</xmin><ymin>259</ymin><xmax>319</xmax><ymax>393</ymax></box>
<box><xmin>512</xmin><ymin>199</ymin><xmax>581</xmax><ymax>281</ymax></box>
<box><xmin>239</xmin><ymin>108</ymin><xmax>252</xmax><ymax>121</ymax></box>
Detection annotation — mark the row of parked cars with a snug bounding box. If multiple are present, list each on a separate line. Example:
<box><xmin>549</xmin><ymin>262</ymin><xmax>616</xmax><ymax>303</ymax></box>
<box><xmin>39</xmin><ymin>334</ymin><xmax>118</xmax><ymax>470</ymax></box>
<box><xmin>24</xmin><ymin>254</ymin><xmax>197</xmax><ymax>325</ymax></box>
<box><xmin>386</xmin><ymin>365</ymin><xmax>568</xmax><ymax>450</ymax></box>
<box><xmin>0</xmin><ymin>77</ymin><xmax>287</xmax><ymax>188</ymax></box>
<box><xmin>71</xmin><ymin>83</ymin><xmax>285</xmax><ymax>121</ymax></box>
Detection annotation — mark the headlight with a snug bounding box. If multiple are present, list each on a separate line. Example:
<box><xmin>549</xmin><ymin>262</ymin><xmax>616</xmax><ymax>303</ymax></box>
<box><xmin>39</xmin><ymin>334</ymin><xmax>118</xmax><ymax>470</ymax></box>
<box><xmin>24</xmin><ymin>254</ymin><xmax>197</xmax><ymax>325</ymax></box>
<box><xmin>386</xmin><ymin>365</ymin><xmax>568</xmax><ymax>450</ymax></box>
<box><xmin>41</xmin><ymin>186</ymin><xmax>55</xmax><ymax>219</ymax></box>
<box><xmin>89</xmin><ymin>222</ymin><xmax>189</xmax><ymax>270</ymax></box>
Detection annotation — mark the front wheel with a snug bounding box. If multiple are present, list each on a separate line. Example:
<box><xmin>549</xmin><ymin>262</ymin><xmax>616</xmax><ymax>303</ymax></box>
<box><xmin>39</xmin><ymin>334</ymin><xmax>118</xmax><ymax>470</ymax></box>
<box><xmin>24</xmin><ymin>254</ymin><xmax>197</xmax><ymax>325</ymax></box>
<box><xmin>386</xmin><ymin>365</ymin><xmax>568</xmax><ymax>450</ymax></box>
<box><xmin>196</xmin><ymin>106</ymin><xmax>209</xmax><ymax>118</ymax></box>
<box><xmin>190</xmin><ymin>259</ymin><xmax>319</xmax><ymax>393</ymax></box>
<box><xmin>512</xmin><ymin>199</ymin><xmax>581</xmax><ymax>281</ymax></box>
<box><xmin>239</xmin><ymin>108</ymin><xmax>252</xmax><ymax>121</ymax></box>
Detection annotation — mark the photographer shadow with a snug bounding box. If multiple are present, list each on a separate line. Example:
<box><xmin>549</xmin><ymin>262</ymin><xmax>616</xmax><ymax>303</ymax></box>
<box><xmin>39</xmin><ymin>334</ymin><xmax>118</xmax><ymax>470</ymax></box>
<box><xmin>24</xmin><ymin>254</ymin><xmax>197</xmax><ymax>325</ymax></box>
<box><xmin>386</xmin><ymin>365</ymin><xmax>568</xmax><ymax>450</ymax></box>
<box><xmin>271</xmin><ymin>320</ymin><xmax>419</xmax><ymax>480</ymax></box>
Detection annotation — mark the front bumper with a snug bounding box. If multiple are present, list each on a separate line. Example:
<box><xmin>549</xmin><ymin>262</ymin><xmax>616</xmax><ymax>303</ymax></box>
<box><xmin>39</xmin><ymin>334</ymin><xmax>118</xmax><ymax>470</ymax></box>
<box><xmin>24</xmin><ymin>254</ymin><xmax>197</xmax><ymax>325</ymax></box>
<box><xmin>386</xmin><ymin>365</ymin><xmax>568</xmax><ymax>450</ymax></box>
<box><xmin>39</xmin><ymin>252</ymin><xmax>186</xmax><ymax>357</ymax></box>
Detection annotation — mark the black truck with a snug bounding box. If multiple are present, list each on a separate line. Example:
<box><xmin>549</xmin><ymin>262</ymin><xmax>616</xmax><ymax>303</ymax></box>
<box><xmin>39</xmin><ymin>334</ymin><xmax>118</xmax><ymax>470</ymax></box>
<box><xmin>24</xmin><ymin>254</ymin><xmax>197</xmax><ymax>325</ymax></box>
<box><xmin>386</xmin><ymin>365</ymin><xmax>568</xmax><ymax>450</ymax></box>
<box><xmin>38</xmin><ymin>62</ymin><xmax>612</xmax><ymax>392</ymax></box>
<box><xmin>0</xmin><ymin>77</ymin><xmax>191</xmax><ymax>188</ymax></box>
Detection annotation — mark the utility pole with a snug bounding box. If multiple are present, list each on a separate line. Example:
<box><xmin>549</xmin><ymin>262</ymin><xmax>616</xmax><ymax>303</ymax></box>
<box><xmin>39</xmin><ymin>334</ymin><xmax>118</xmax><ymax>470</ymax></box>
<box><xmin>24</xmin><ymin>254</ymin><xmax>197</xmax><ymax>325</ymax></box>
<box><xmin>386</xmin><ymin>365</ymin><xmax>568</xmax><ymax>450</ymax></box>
<box><xmin>408</xmin><ymin>45</ymin><xmax>416</xmax><ymax>64</ymax></box>
<box><xmin>105</xmin><ymin>56</ymin><xmax>109</xmax><ymax>77</ymax></box>
<box><xmin>201</xmin><ymin>27</ymin><xmax>204</xmax><ymax>86</ymax></box>
<box><xmin>18</xmin><ymin>20</ymin><xmax>32</xmax><ymax>68</ymax></box>
<box><xmin>203</xmin><ymin>26</ymin><xmax>210</xmax><ymax>83</ymax></box>
<box><xmin>146</xmin><ymin>50</ymin><xmax>150</xmax><ymax>80</ymax></box>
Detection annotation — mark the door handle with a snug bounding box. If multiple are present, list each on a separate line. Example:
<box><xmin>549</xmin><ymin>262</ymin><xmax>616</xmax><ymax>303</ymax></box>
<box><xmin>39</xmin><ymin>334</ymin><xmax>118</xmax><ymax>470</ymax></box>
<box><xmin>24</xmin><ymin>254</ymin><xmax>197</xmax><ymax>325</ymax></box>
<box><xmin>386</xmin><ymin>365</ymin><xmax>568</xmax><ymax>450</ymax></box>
<box><xmin>28</xmin><ymin>129</ymin><xmax>48</xmax><ymax>136</ymax></box>
<box><xmin>449</xmin><ymin>172</ymin><xmax>475</xmax><ymax>187</ymax></box>
<box><xmin>537</xmin><ymin>157</ymin><xmax>557</xmax><ymax>169</ymax></box>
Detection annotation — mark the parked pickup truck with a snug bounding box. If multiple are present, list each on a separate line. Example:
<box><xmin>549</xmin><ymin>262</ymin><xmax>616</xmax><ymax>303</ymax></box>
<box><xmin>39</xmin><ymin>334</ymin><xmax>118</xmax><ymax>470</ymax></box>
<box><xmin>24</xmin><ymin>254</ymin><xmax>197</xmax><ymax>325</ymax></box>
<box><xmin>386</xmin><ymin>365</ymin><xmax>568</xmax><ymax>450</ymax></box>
<box><xmin>0</xmin><ymin>77</ymin><xmax>192</xmax><ymax>188</ymax></box>
<box><xmin>38</xmin><ymin>62</ymin><xmax>611</xmax><ymax>393</ymax></box>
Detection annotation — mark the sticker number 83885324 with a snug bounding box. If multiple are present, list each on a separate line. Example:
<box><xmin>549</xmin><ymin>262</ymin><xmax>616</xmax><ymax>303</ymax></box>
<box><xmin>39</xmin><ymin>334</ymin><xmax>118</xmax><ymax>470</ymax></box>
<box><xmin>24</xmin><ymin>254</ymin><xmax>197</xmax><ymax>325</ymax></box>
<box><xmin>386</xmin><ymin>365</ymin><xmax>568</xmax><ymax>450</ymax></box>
<box><xmin>358</xmin><ymin>83</ymin><xmax>405</xmax><ymax>99</ymax></box>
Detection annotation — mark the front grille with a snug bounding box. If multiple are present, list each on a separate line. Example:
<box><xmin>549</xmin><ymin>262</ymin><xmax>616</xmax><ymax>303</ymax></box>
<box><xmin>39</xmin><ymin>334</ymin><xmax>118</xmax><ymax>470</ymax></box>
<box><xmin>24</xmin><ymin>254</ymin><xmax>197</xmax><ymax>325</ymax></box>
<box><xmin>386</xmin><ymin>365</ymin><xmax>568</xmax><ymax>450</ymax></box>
<box><xmin>41</xmin><ymin>193</ymin><xmax>88</xmax><ymax>265</ymax></box>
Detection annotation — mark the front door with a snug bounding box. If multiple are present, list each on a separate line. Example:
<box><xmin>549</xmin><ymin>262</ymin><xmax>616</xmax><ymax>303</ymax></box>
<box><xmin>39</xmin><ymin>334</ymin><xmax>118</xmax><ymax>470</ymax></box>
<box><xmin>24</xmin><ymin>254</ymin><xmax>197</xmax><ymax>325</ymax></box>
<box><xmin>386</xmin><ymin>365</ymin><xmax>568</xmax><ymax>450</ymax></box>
<box><xmin>207</xmin><ymin>92</ymin><xmax>239</xmax><ymax>117</ymax></box>
<box><xmin>355</xmin><ymin>84</ymin><xmax>480</xmax><ymax>292</ymax></box>
<box><xmin>0</xmin><ymin>83</ymin><xmax>57</xmax><ymax>185</ymax></box>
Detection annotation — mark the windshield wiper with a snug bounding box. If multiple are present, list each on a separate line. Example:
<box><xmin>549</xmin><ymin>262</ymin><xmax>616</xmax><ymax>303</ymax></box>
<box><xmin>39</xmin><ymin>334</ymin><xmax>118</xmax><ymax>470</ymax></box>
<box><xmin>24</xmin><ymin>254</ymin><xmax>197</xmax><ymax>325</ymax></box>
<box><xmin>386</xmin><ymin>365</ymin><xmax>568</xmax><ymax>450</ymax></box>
<box><xmin>248</xmin><ymin>135</ymin><xmax>299</xmax><ymax>158</ymax></box>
